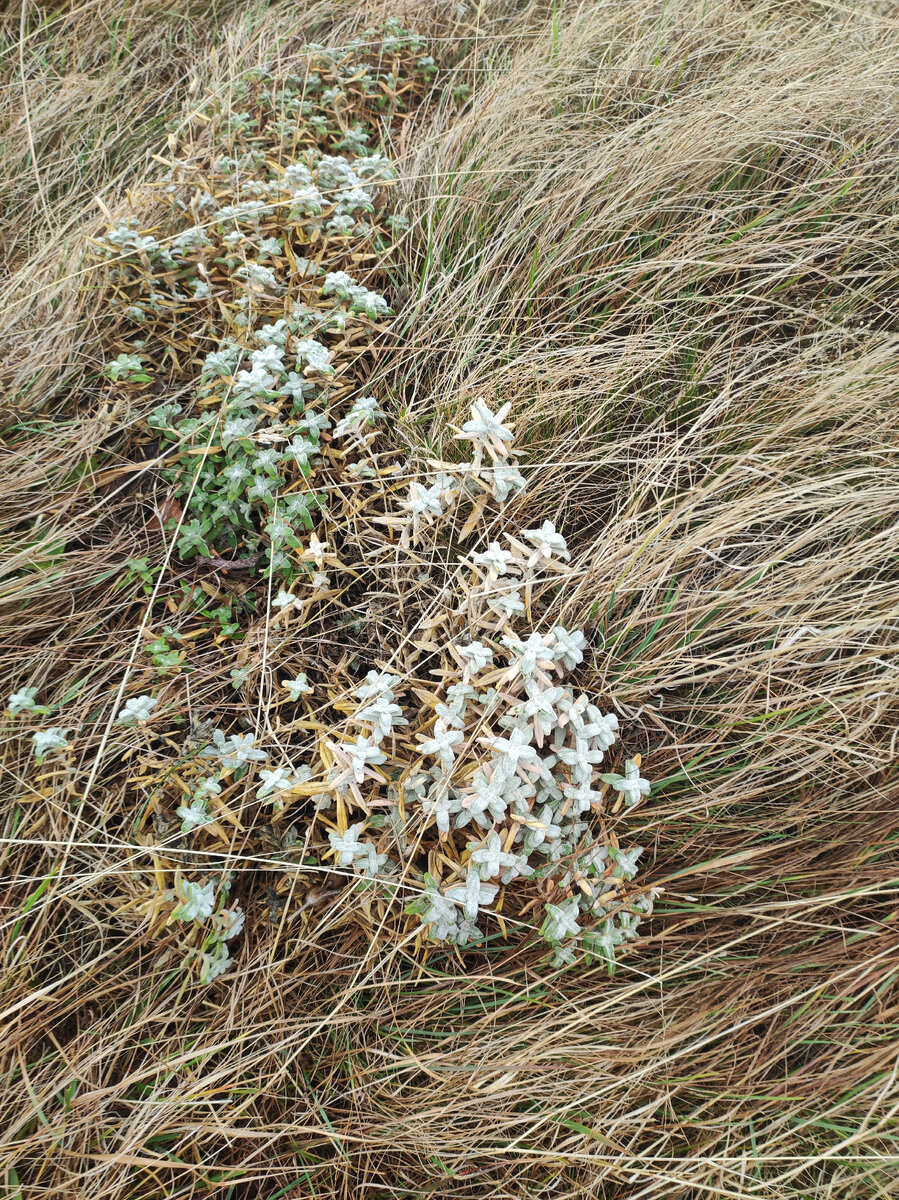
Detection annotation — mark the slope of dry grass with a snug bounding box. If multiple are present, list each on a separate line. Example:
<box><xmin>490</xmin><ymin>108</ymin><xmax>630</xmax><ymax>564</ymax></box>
<box><xmin>2</xmin><ymin>1</ymin><xmax>899</xmax><ymax>1197</ymax></box>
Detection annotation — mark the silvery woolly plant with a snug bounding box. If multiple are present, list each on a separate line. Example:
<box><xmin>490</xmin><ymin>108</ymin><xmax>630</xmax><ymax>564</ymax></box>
<box><xmin>168</xmin><ymin>873</ymin><xmax>246</xmax><ymax>984</ymax></box>
<box><xmin>40</xmin><ymin>390</ymin><xmax>659</xmax><ymax>981</ymax></box>
<box><xmin>92</xmin><ymin>29</ymin><xmax>432</xmax><ymax>613</ymax></box>
<box><xmin>44</xmin><ymin>28</ymin><xmax>662</xmax><ymax>983</ymax></box>
<box><xmin>315</xmin><ymin>398</ymin><xmax>659</xmax><ymax>972</ymax></box>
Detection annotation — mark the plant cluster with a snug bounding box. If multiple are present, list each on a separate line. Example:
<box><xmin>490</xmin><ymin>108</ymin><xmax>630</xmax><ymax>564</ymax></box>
<box><xmin>93</xmin><ymin>23</ymin><xmax>435</xmax><ymax>608</ymax></box>
<box><xmin>11</xmin><ymin>25</ymin><xmax>659</xmax><ymax>983</ymax></box>
<box><xmin>313</xmin><ymin>399</ymin><xmax>657</xmax><ymax>968</ymax></box>
<box><xmin>11</xmin><ymin>391</ymin><xmax>657</xmax><ymax>976</ymax></box>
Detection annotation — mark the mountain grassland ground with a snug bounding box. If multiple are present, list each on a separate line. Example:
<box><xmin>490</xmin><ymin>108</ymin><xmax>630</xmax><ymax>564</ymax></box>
<box><xmin>2</xmin><ymin>1</ymin><xmax>899</xmax><ymax>1198</ymax></box>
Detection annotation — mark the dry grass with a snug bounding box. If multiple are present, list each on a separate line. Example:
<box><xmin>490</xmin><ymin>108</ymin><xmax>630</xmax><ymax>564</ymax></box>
<box><xmin>3</xmin><ymin>1</ymin><xmax>899</xmax><ymax>1197</ymax></box>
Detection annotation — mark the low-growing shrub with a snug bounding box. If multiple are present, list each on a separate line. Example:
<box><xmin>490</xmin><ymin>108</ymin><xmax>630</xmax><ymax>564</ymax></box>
<box><xmin>11</xmin><ymin>22</ymin><xmax>658</xmax><ymax>983</ymax></box>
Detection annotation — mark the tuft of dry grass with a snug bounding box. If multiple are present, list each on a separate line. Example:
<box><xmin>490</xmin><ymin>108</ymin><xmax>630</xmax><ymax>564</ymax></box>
<box><xmin>3</xmin><ymin>2</ymin><xmax>899</xmax><ymax>1197</ymax></box>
